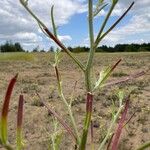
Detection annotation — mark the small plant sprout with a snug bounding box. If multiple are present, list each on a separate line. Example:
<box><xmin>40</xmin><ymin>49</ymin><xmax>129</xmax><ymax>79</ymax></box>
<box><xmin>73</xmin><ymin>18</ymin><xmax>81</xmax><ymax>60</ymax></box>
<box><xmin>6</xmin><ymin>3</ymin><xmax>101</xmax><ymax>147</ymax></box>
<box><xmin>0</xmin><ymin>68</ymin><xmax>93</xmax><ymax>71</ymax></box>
<box><xmin>16</xmin><ymin>95</ymin><xmax>24</xmax><ymax>150</ymax></box>
<box><xmin>1</xmin><ymin>74</ymin><xmax>18</xmax><ymax>145</ymax></box>
<box><xmin>0</xmin><ymin>75</ymin><xmax>24</xmax><ymax>150</ymax></box>
<box><xmin>0</xmin><ymin>0</ymin><xmax>143</xmax><ymax>150</ymax></box>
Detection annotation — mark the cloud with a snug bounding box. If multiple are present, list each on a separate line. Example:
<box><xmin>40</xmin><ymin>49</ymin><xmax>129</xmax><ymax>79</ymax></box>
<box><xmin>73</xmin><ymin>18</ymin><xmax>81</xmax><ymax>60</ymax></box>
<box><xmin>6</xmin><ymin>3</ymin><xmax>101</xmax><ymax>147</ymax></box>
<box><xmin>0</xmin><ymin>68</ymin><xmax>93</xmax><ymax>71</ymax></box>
<box><xmin>84</xmin><ymin>0</ymin><xmax>150</xmax><ymax>46</ymax></box>
<box><xmin>100</xmin><ymin>0</ymin><xmax>150</xmax><ymax>46</ymax></box>
<box><xmin>0</xmin><ymin>0</ymin><xmax>149</xmax><ymax>50</ymax></box>
<box><xmin>58</xmin><ymin>35</ymin><xmax>72</xmax><ymax>42</ymax></box>
<box><xmin>0</xmin><ymin>32</ymin><xmax>42</xmax><ymax>42</ymax></box>
<box><xmin>0</xmin><ymin>0</ymin><xmax>86</xmax><ymax>50</ymax></box>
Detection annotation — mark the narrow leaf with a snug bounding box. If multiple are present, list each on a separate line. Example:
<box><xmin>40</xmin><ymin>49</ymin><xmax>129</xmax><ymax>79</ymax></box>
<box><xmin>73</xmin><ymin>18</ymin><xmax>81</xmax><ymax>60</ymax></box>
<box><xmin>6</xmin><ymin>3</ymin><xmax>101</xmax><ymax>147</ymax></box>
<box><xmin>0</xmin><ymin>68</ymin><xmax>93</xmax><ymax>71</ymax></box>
<box><xmin>36</xmin><ymin>93</ymin><xmax>77</xmax><ymax>143</ymax></box>
<box><xmin>103</xmin><ymin>71</ymin><xmax>145</xmax><ymax>88</ymax></box>
<box><xmin>17</xmin><ymin>95</ymin><xmax>24</xmax><ymax>150</ymax></box>
<box><xmin>99</xmin><ymin>2</ymin><xmax>134</xmax><ymax>41</ymax></box>
<box><xmin>51</xmin><ymin>5</ymin><xmax>58</xmax><ymax>38</ymax></box>
<box><xmin>94</xmin><ymin>59</ymin><xmax>121</xmax><ymax>90</ymax></box>
<box><xmin>94</xmin><ymin>3</ymin><xmax>108</xmax><ymax>17</ymax></box>
<box><xmin>1</xmin><ymin>74</ymin><xmax>18</xmax><ymax>144</ymax></box>
<box><xmin>111</xmin><ymin>96</ymin><xmax>130</xmax><ymax>150</ymax></box>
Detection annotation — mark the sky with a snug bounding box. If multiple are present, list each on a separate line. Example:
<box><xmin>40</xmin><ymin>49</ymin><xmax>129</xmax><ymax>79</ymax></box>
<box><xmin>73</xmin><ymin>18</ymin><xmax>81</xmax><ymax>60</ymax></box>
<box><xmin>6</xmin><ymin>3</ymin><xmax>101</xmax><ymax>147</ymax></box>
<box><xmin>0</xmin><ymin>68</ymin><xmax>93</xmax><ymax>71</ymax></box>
<box><xmin>0</xmin><ymin>0</ymin><xmax>150</xmax><ymax>51</ymax></box>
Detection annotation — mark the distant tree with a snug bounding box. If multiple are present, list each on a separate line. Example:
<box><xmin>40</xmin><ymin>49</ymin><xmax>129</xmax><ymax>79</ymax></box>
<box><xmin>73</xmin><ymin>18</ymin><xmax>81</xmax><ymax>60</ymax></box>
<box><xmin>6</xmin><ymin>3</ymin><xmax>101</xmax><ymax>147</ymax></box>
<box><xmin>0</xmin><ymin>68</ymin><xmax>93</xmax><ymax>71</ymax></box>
<box><xmin>40</xmin><ymin>49</ymin><xmax>45</xmax><ymax>52</ymax></box>
<box><xmin>0</xmin><ymin>41</ymin><xmax>24</xmax><ymax>52</ymax></box>
<box><xmin>125</xmin><ymin>44</ymin><xmax>138</xmax><ymax>52</ymax></box>
<box><xmin>14</xmin><ymin>42</ymin><xmax>24</xmax><ymax>52</ymax></box>
<box><xmin>114</xmin><ymin>44</ymin><xmax>127</xmax><ymax>52</ymax></box>
<box><xmin>49</xmin><ymin>46</ymin><xmax>54</xmax><ymax>52</ymax></box>
<box><xmin>68</xmin><ymin>46</ymin><xmax>73</xmax><ymax>52</ymax></box>
<box><xmin>32</xmin><ymin>46</ymin><xmax>39</xmax><ymax>52</ymax></box>
<box><xmin>71</xmin><ymin>46</ymin><xmax>89</xmax><ymax>53</ymax></box>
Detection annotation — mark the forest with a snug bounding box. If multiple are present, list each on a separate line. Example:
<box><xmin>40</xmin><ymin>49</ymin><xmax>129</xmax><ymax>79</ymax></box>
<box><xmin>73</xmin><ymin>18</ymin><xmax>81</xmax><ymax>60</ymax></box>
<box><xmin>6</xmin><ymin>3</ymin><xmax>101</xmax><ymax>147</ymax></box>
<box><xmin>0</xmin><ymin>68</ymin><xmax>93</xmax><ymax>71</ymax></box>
<box><xmin>0</xmin><ymin>41</ymin><xmax>150</xmax><ymax>52</ymax></box>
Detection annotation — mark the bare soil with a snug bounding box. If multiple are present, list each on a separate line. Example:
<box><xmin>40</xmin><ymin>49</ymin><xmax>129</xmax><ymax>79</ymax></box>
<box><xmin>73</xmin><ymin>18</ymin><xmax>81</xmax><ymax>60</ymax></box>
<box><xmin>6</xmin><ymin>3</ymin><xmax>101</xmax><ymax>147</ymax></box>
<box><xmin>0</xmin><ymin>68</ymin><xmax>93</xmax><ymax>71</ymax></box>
<box><xmin>0</xmin><ymin>52</ymin><xmax>149</xmax><ymax>150</ymax></box>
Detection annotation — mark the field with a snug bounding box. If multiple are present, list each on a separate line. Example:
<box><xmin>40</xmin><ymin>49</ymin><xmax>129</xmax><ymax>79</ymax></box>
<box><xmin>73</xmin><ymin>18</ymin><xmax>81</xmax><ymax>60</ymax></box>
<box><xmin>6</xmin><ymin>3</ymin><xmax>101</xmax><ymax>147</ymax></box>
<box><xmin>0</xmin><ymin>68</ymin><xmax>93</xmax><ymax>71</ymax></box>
<box><xmin>0</xmin><ymin>52</ymin><xmax>149</xmax><ymax>150</ymax></box>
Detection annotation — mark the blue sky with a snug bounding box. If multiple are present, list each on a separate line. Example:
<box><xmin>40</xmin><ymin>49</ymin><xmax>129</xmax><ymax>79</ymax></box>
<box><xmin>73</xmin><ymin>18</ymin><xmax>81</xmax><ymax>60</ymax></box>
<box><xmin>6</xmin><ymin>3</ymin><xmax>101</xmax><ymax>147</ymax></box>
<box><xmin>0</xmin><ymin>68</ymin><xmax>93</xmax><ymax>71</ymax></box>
<box><xmin>0</xmin><ymin>0</ymin><xmax>150</xmax><ymax>51</ymax></box>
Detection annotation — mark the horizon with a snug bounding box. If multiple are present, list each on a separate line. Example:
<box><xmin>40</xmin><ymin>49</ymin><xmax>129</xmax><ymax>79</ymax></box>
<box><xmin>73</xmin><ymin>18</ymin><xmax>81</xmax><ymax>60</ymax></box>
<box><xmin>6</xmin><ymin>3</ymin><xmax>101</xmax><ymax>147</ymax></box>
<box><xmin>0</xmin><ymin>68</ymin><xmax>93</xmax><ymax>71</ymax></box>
<box><xmin>0</xmin><ymin>0</ymin><xmax>150</xmax><ymax>51</ymax></box>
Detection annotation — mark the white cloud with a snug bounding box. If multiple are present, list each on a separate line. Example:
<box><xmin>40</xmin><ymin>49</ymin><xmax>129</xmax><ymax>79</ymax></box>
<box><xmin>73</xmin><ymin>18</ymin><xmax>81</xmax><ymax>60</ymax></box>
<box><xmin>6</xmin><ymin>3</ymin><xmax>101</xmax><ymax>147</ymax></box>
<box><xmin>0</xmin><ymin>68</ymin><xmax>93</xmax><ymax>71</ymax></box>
<box><xmin>0</xmin><ymin>0</ymin><xmax>149</xmax><ymax>50</ymax></box>
<box><xmin>0</xmin><ymin>0</ymin><xmax>86</xmax><ymax>50</ymax></box>
<box><xmin>84</xmin><ymin>0</ymin><xmax>150</xmax><ymax>46</ymax></box>
<box><xmin>58</xmin><ymin>35</ymin><xmax>72</xmax><ymax>42</ymax></box>
<box><xmin>100</xmin><ymin>0</ymin><xmax>150</xmax><ymax>46</ymax></box>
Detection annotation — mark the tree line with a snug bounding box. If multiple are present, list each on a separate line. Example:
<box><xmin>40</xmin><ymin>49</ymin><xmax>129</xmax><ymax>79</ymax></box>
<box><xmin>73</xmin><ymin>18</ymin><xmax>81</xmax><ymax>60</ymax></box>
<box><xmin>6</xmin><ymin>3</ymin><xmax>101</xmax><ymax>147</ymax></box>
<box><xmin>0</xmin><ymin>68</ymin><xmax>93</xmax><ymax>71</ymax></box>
<box><xmin>0</xmin><ymin>41</ymin><xmax>150</xmax><ymax>52</ymax></box>
<box><xmin>68</xmin><ymin>43</ymin><xmax>150</xmax><ymax>52</ymax></box>
<box><xmin>0</xmin><ymin>41</ymin><xmax>24</xmax><ymax>52</ymax></box>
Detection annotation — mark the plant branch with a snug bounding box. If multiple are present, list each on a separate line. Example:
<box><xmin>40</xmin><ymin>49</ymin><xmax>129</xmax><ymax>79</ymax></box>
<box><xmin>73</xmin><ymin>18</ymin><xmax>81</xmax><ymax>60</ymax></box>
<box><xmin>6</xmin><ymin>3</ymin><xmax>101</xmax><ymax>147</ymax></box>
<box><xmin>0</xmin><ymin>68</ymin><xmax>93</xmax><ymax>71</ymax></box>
<box><xmin>79</xmin><ymin>1</ymin><xmax>95</xmax><ymax>148</ymax></box>
<box><xmin>102</xmin><ymin>70</ymin><xmax>145</xmax><ymax>88</ymax></box>
<box><xmin>93</xmin><ymin>59</ymin><xmax>122</xmax><ymax>91</ymax></box>
<box><xmin>51</xmin><ymin>5</ymin><xmax>57</xmax><ymax>38</ymax></box>
<box><xmin>98</xmin><ymin>105</ymin><xmax>123</xmax><ymax>150</ymax></box>
<box><xmin>36</xmin><ymin>93</ymin><xmax>77</xmax><ymax>143</ymax></box>
<box><xmin>85</xmin><ymin>0</ymin><xmax>95</xmax><ymax>92</ymax></box>
<box><xmin>19</xmin><ymin>0</ymin><xmax>85</xmax><ymax>71</ymax></box>
<box><xmin>96</xmin><ymin>2</ymin><xmax>134</xmax><ymax>47</ymax></box>
<box><xmin>79</xmin><ymin>92</ymin><xmax>94</xmax><ymax>150</ymax></box>
<box><xmin>54</xmin><ymin>66</ymin><xmax>80</xmax><ymax>144</ymax></box>
<box><xmin>111</xmin><ymin>97</ymin><xmax>130</xmax><ymax>150</ymax></box>
<box><xmin>94</xmin><ymin>2</ymin><xmax>116</xmax><ymax>48</ymax></box>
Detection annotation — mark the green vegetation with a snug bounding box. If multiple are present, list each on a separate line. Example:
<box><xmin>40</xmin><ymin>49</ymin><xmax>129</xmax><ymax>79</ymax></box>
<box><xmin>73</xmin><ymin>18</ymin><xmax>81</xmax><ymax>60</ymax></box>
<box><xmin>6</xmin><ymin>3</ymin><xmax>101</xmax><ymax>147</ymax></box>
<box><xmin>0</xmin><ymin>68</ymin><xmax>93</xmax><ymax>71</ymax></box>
<box><xmin>0</xmin><ymin>0</ymin><xmax>149</xmax><ymax>150</ymax></box>
<box><xmin>0</xmin><ymin>41</ymin><xmax>24</xmax><ymax>52</ymax></box>
<box><xmin>1</xmin><ymin>42</ymin><xmax>149</xmax><ymax>53</ymax></box>
<box><xmin>0</xmin><ymin>52</ymin><xmax>35</xmax><ymax>61</ymax></box>
<box><xmin>68</xmin><ymin>43</ymin><xmax>150</xmax><ymax>53</ymax></box>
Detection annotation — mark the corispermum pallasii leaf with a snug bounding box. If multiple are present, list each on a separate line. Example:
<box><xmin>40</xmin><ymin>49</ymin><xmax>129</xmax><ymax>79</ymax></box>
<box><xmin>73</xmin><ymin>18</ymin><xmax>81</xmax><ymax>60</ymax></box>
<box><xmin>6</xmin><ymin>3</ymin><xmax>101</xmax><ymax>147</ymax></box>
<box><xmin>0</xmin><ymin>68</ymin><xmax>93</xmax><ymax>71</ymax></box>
<box><xmin>16</xmin><ymin>95</ymin><xmax>24</xmax><ymax>150</ymax></box>
<box><xmin>0</xmin><ymin>74</ymin><xmax>18</xmax><ymax>144</ymax></box>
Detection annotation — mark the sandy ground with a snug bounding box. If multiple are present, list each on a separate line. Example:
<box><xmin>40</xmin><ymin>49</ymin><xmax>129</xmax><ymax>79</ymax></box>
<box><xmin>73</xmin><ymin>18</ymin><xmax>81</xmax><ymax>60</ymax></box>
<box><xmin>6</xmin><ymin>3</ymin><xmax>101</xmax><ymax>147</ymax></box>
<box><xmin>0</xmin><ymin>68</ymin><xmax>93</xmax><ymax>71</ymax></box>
<box><xmin>0</xmin><ymin>52</ymin><xmax>149</xmax><ymax>150</ymax></box>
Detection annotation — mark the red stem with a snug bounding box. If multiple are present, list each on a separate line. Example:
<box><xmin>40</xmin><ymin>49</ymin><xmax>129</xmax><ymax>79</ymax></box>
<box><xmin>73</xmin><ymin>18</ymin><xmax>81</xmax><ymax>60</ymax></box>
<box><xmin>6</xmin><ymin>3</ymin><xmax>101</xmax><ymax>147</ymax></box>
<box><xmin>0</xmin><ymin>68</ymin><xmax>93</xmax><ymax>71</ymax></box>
<box><xmin>86</xmin><ymin>92</ymin><xmax>93</xmax><ymax>113</ymax></box>
<box><xmin>2</xmin><ymin>74</ymin><xmax>18</xmax><ymax>118</ymax></box>
<box><xmin>17</xmin><ymin>95</ymin><xmax>24</xmax><ymax>129</ymax></box>
<box><xmin>111</xmin><ymin>96</ymin><xmax>130</xmax><ymax>150</ymax></box>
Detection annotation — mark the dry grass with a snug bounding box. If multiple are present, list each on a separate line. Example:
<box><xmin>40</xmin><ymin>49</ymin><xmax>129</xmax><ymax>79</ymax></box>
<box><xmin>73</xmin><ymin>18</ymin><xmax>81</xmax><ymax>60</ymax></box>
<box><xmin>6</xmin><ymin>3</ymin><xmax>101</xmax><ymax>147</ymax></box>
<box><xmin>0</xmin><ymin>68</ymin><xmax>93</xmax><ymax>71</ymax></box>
<box><xmin>0</xmin><ymin>52</ymin><xmax>149</xmax><ymax>150</ymax></box>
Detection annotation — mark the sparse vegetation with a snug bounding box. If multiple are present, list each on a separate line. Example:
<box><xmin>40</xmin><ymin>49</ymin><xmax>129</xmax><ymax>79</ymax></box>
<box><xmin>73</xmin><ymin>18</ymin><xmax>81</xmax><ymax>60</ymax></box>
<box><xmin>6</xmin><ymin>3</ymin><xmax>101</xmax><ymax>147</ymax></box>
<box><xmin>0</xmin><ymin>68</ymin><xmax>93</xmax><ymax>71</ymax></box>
<box><xmin>0</xmin><ymin>52</ymin><xmax>35</xmax><ymax>62</ymax></box>
<box><xmin>0</xmin><ymin>0</ymin><xmax>149</xmax><ymax>150</ymax></box>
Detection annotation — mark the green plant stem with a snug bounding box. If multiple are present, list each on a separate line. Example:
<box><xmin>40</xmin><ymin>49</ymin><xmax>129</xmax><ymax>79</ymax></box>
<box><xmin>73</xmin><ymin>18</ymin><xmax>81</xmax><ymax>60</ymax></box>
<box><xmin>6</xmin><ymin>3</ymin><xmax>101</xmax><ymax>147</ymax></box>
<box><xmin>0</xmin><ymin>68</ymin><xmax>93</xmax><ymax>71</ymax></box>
<box><xmin>60</xmin><ymin>92</ymin><xmax>80</xmax><ymax>144</ymax></box>
<box><xmin>98</xmin><ymin>105</ymin><xmax>123</xmax><ymax>150</ymax></box>
<box><xmin>96</xmin><ymin>2</ymin><xmax>134</xmax><ymax>47</ymax></box>
<box><xmin>20</xmin><ymin>1</ymin><xmax>85</xmax><ymax>72</ymax></box>
<box><xmin>54</xmin><ymin>65</ymin><xmax>80</xmax><ymax>144</ymax></box>
<box><xmin>16</xmin><ymin>128</ymin><xmax>22</xmax><ymax>150</ymax></box>
<box><xmin>51</xmin><ymin>5</ymin><xmax>57</xmax><ymax>38</ymax></box>
<box><xmin>136</xmin><ymin>141</ymin><xmax>150</xmax><ymax>150</ymax></box>
<box><xmin>79</xmin><ymin>93</ymin><xmax>93</xmax><ymax>150</ymax></box>
<box><xmin>85</xmin><ymin>0</ymin><xmax>94</xmax><ymax>92</ymax></box>
<box><xmin>52</xmin><ymin>7</ymin><xmax>80</xmax><ymax>142</ymax></box>
<box><xmin>1</xmin><ymin>117</ymin><xmax>7</xmax><ymax>144</ymax></box>
<box><xmin>79</xmin><ymin>0</ymin><xmax>94</xmax><ymax>149</ymax></box>
<box><xmin>91</xmin><ymin>121</ymin><xmax>94</xmax><ymax>150</ymax></box>
<box><xmin>94</xmin><ymin>3</ymin><xmax>116</xmax><ymax>48</ymax></box>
